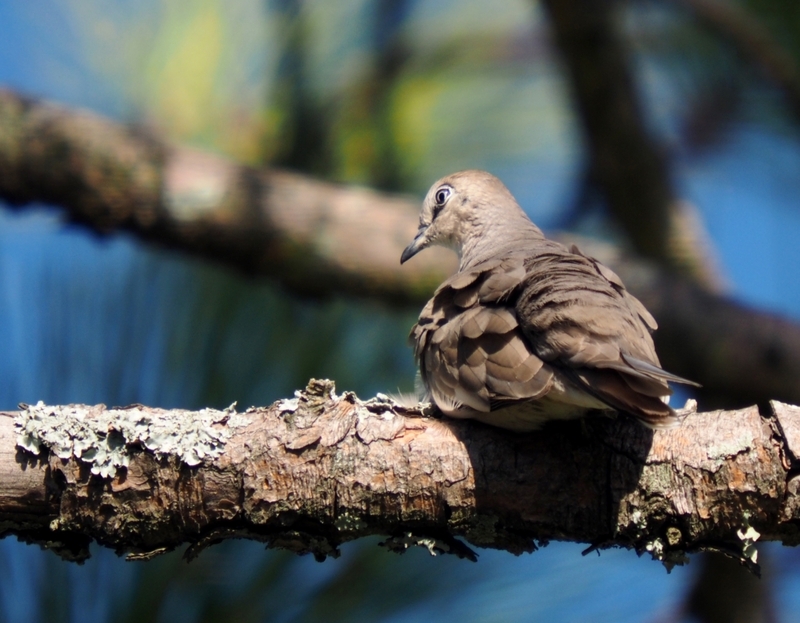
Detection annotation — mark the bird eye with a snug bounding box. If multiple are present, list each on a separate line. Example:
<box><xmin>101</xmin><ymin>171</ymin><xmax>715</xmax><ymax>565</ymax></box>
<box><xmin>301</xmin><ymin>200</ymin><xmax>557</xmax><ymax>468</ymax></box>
<box><xmin>433</xmin><ymin>186</ymin><xmax>451</xmax><ymax>213</ymax></box>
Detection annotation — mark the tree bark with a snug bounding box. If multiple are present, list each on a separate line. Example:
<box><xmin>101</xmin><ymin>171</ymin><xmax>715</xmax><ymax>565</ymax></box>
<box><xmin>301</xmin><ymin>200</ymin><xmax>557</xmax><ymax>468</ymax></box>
<box><xmin>2</xmin><ymin>89</ymin><xmax>800</xmax><ymax>409</ymax></box>
<box><xmin>3</xmin><ymin>379</ymin><xmax>800</xmax><ymax>572</ymax></box>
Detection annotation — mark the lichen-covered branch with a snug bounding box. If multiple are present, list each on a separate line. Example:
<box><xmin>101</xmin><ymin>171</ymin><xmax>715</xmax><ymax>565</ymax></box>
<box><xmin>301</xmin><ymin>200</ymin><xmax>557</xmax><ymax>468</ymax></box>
<box><xmin>3</xmin><ymin>379</ymin><xmax>800</xmax><ymax>571</ymax></box>
<box><xmin>3</xmin><ymin>89</ymin><xmax>800</xmax><ymax>407</ymax></box>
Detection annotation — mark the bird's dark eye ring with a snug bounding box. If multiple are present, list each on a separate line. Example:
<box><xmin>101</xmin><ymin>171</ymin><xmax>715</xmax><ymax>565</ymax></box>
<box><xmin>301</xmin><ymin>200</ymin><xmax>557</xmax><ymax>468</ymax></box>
<box><xmin>435</xmin><ymin>186</ymin><xmax>451</xmax><ymax>206</ymax></box>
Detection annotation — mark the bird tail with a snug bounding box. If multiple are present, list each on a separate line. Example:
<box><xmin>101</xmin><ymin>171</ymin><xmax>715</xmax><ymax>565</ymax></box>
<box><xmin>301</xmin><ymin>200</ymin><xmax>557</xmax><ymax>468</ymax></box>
<box><xmin>564</xmin><ymin>368</ymin><xmax>687</xmax><ymax>429</ymax></box>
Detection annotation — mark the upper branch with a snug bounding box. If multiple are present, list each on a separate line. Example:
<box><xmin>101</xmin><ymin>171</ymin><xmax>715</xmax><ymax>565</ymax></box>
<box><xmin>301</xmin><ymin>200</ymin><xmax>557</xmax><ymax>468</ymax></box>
<box><xmin>673</xmin><ymin>0</ymin><xmax>800</xmax><ymax>124</ymax></box>
<box><xmin>2</xmin><ymin>380</ymin><xmax>799</xmax><ymax>572</ymax></box>
<box><xmin>0</xmin><ymin>89</ymin><xmax>455</xmax><ymax>305</ymax></box>
<box><xmin>541</xmin><ymin>0</ymin><xmax>721</xmax><ymax>287</ymax></box>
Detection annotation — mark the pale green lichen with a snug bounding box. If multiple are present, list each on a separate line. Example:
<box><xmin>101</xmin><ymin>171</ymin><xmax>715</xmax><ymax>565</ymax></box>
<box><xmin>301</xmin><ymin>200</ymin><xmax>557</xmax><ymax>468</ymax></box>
<box><xmin>705</xmin><ymin>430</ymin><xmax>755</xmax><ymax>468</ymax></box>
<box><xmin>666</xmin><ymin>526</ymin><xmax>682</xmax><ymax>547</ymax></box>
<box><xmin>381</xmin><ymin>532</ymin><xmax>451</xmax><ymax>557</ymax></box>
<box><xmin>644</xmin><ymin>536</ymin><xmax>689</xmax><ymax>572</ymax></box>
<box><xmin>15</xmin><ymin>401</ymin><xmax>249</xmax><ymax>478</ymax></box>
<box><xmin>334</xmin><ymin>512</ymin><xmax>368</xmax><ymax>532</ymax></box>
<box><xmin>737</xmin><ymin>515</ymin><xmax>760</xmax><ymax>565</ymax></box>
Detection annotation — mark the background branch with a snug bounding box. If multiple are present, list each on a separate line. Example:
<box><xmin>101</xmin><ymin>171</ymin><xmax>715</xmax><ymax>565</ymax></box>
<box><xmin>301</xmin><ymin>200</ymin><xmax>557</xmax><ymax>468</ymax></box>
<box><xmin>541</xmin><ymin>0</ymin><xmax>729</xmax><ymax>292</ymax></box>
<box><xmin>672</xmin><ymin>0</ymin><xmax>800</xmax><ymax>124</ymax></box>
<box><xmin>0</xmin><ymin>89</ymin><xmax>455</xmax><ymax>306</ymax></box>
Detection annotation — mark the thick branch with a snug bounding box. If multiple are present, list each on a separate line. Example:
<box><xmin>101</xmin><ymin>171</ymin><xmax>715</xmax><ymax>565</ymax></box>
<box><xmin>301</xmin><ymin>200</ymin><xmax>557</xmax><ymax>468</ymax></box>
<box><xmin>3</xmin><ymin>89</ymin><xmax>800</xmax><ymax>407</ymax></box>
<box><xmin>2</xmin><ymin>379</ymin><xmax>800</xmax><ymax>570</ymax></box>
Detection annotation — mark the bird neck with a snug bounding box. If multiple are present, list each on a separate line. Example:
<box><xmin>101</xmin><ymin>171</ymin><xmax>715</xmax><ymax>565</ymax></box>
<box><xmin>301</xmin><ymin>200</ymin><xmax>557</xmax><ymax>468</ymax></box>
<box><xmin>458</xmin><ymin>217</ymin><xmax>545</xmax><ymax>270</ymax></box>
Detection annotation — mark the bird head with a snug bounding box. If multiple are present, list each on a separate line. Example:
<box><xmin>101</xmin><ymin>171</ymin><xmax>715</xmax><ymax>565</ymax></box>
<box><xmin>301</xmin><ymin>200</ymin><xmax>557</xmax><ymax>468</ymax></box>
<box><xmin>400</xmin><ymin>170</ymin><xmax>533</xmax><ymax>265</ymax></box>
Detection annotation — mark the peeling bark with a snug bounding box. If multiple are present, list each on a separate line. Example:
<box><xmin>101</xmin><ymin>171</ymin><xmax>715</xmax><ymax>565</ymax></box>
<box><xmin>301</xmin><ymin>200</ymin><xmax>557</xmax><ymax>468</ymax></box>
<box><xmin>2</xmin><ymin>379</ymin><xmax>800</xmax><ymax>572</ymax></box>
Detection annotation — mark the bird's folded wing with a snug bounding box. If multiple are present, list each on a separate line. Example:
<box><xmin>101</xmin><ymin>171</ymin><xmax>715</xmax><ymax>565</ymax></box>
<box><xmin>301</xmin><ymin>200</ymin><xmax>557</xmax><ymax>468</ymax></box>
<box><xmin>515</xmin><ymin>241</ymin><xmax>697</xmax><ymax>426</ymax></box>
<box><xmin>411</xmin><ymin>240</ymin><xmax>696</xmax><ymax>427</ymax></box>
<box><xmin>411</xmin><ymin>253</ymin><xmax>553</xmax><ymax>415</ymax></box>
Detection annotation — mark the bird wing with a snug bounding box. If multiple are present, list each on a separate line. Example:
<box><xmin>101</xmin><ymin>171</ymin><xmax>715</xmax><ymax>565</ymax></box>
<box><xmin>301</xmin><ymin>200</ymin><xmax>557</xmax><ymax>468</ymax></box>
<box><xmin>514</xmin><ymin>240</ymin><xmax>697</xmax><ymax>427</ymax></box>
<box><xmin>411</xmin><ymin>251</ymin><xmax>554</xmax><ymax>416</ymax></box>
<box><xmin>411</xmin><ymin>240</ymin><xmax>697</xmax><ymax>429</ymax></box>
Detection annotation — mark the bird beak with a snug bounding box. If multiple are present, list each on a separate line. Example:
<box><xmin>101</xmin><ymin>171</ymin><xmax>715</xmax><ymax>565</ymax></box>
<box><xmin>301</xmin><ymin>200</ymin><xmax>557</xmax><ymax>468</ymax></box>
<box><xmin>400</xmin><ymin>226</ymin><xmax>428</xmax><ymax>264</ymax></box>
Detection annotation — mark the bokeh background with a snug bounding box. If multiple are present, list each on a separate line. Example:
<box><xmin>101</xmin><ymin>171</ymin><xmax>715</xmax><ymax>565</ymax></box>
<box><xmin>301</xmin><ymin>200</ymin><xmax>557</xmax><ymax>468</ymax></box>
<box><xmin>2</xmin><ymin>0</ymin><xmax>800</xmax><ymax>621</ymax></box>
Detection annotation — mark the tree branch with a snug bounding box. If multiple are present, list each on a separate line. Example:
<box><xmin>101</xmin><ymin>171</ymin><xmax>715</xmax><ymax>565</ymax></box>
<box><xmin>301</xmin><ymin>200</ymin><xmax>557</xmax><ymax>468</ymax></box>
<box><xmin>541</xmin><ymin>0</ymin><xmax>721</xmax><ymax>287</ymax></box>
<box><xmin>2</xmin><ymin>379</ymin><xmax>800</xmax><ymax>572</ymax></box>
<box><xmin>672</xmin><ymin>0</ymin><xmax>800</xmax><ymax>125</ymax></box>
<box><xmin>0</xmin><ymin>89</ymin><xmax>455</xmax><ymax>306</ymax></box>
<box><xmin>3</xmin><ymin>89</ymin><xmax>800</xmax><ymax>407</ymax></box>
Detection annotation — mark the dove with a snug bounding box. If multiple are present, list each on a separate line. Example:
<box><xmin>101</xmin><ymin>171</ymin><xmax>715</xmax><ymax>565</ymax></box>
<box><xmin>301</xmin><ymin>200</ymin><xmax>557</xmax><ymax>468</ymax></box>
<box><xmin>400</xmin><ymin>170</ymin><xmax>698</xmax><ymax>431</ymax></box>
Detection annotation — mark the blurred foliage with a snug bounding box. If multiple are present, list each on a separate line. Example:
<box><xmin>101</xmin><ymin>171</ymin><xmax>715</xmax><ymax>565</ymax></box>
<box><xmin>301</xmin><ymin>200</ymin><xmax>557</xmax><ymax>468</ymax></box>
<box><xmin>17</xmin><ymin>0</ymin><xmax>575</xmax><ymax>207</ymax></box>
<box><xmin>628</xmin><ymin>0</ymin><xmax>800</xmax><ymax>155</ymax></box>
<box><xmin>743</xmin><ymin>0</ymin><xmax>800</xmax><ymax>64</ymax></box>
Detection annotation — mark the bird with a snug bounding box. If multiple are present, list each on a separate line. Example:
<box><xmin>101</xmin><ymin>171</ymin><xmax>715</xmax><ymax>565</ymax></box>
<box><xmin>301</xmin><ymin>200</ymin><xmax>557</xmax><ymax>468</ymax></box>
<box><xmin>400</xmin><ymin>170</ymin><xmax>699</xmax><ymax>431</ymax></box>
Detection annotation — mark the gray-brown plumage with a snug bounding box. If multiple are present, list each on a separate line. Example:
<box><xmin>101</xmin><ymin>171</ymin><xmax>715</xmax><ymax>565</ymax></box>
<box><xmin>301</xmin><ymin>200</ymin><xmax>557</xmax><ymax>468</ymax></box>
<box><xmin>400</xmin><ymin>170</ymin><xmax>698</xmax><ymax>431</ymax></box>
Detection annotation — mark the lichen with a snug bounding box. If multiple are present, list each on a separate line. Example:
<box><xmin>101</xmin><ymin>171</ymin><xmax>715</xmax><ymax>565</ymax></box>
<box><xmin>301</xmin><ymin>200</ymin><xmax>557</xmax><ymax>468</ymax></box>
<box><xmin>380</xmin><ymin>532</ymin><xmax>451</xmax><ymax>557</ymax></box>
<box><xmin>645</xmin><ymin>536</ymin><xmax>665</xmax><ymax>558</ymax></box>
<box><xmin>666</xmin><ymin>526</ymin><xmax>682</xmax><ymax>547</ymax></box>
<box><xmin>644</xmin><ymin>536</ymin><xmax>689</xmax><ymax>572</ymax></box>
<box><xmin>15</xmin><ymin>401</ymin><xmax>249</xmax><ymax>477</ymax></box>
<box><xmin>277</xmin><ymin>397</ymin><xmax>299</xmax><ymax>414</ymax></box>
<box><xmin>629</xmin><ymin>509</ymin><xmax>647</xmax><ymax>532</ymax></box>
<box><xmin>737</xmin><ymin>515</ymin><xmax>760</xmax><ymax>565</ymax></box>
<box><xmin>705</xmin><ymin>430</ymin><xmax>755</xmax><ymax>468</ymax></box>
<box><xmin>464</xmin><ymin>514</ymin><xmax>500</xmax><ymax>546</ymax></box>
<box><xmin>334</xmin><ymin>512</ymin><xmax>367</xmax><ymax>532</ymax></box>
